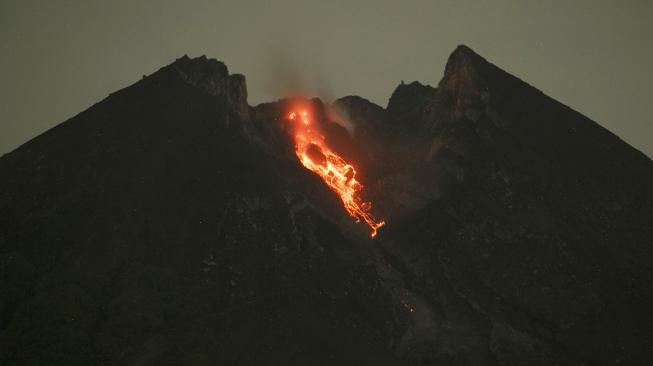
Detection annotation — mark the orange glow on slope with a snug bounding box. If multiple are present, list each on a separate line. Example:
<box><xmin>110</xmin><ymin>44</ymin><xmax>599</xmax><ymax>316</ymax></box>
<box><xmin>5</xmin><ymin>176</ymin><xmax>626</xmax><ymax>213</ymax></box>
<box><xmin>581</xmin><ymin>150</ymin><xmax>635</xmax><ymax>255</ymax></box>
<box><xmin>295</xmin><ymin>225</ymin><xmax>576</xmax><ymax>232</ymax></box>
<box><xmin>286</xmin><ymin>109</ymin><xmax>385</xmax><ymax>238</ymax></box>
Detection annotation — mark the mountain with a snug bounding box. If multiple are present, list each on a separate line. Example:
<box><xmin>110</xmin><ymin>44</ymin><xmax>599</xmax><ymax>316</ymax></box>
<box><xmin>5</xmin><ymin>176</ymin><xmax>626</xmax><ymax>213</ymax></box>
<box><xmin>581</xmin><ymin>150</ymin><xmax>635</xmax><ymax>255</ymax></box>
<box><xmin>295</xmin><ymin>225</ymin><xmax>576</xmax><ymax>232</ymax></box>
<box><xmin>1</xmin><ymin>46</ymin><xmax>652</xmax><ymax>365</ymax></box>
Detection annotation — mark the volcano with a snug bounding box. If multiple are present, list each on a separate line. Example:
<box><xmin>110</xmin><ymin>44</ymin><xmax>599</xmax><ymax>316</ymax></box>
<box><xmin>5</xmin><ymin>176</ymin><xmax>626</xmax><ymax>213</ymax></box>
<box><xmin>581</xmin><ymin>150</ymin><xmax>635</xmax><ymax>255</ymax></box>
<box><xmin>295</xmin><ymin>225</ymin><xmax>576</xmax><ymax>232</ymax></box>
<box><xmin>1</xmin><ymin>46</ymin><xmax>652</xmax><ymax>365</ymax></box>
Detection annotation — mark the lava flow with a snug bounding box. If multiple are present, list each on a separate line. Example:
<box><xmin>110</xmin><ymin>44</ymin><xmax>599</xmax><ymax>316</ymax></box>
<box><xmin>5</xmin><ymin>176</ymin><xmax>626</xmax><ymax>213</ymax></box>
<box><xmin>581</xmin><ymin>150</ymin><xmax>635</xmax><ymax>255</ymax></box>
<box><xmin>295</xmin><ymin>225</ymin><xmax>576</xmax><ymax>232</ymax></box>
<box><xmin>286</xmin><ymin>109</ymin><xmax>385</xmax><ymax>238</ymax></box>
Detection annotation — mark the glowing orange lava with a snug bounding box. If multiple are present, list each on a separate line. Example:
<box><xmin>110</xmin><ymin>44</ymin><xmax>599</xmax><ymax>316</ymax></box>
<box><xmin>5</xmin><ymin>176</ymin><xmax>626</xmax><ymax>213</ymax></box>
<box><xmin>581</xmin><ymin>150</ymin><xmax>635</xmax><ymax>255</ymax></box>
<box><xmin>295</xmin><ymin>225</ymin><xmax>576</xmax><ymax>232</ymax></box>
<box><xmin>287</xmin><ymin>109</ymin><xmax>385</xmax><ymax>238</ymax></box>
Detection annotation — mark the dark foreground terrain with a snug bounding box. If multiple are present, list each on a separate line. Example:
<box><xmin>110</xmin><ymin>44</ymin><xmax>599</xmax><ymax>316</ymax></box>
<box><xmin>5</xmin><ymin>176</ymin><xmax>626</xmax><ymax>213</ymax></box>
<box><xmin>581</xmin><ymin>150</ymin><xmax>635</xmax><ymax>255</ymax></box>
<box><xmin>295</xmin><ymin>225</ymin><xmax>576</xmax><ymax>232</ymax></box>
<box><xmin>1</xmin><ymin>46</ymin><xmax>652</xmax><ymax>365</ymax></box>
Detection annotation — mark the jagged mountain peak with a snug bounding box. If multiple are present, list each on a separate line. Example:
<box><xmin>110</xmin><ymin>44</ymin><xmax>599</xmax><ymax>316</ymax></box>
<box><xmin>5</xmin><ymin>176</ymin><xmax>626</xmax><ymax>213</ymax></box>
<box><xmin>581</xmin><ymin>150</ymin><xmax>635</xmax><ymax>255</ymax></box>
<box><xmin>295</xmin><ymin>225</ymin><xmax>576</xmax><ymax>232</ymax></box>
<box><xmin>151</xmin><ymin>54</ymin><xmax>250</xmax><ymax>119</ymax></box>
<box><xmin>443</xmin><ymin>44</ymin><xmax>485</xmax><ymax>76</ymax></box>
<box><xmin>172</xmin><ymin>54</ymin><xmax>229</xmax><ymax>76</ymax></box>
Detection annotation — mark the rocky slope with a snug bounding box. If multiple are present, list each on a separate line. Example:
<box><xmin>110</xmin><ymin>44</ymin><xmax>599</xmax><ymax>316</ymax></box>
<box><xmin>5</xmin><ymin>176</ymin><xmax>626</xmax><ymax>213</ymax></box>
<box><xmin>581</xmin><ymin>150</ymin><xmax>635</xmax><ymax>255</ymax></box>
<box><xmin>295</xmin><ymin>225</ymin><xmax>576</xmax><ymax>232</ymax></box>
<box><xmin>1</xmin><ymin>46</ymin><xmax>652</xmax><ymax>365</ymax></box>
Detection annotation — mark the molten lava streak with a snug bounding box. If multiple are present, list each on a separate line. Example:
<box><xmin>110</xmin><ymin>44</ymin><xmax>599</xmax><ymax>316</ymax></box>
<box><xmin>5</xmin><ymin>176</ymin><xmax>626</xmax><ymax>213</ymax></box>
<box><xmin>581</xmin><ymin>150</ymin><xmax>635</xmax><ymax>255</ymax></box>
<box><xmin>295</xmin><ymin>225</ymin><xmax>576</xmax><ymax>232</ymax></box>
<box><xmin>287</xmin><ymin>110</ymin><xmax>385</xmax><ymax>238</ymax></box>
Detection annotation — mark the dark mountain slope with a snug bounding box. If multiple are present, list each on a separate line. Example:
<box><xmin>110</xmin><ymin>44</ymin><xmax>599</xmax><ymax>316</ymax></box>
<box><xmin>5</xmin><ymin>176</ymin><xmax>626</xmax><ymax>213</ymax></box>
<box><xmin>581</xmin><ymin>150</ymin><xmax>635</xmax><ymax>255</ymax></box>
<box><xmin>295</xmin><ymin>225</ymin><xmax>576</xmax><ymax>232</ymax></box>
<box><xmin>0</xmin><ymin>57</ymin><xmax>403</xmax><ymax>365</ymax></box>
<box><xmin>378</xmin><ymin>46</ymin><xmax>653</xmax><ymax>364</ymax></box>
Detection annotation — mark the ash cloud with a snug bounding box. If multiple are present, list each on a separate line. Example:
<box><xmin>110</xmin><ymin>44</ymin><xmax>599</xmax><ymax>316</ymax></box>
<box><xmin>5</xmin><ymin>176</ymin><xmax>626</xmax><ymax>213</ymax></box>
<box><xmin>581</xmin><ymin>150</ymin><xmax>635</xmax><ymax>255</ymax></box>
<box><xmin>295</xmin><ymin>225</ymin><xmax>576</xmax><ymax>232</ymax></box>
<box><xmin>258</xmin><ymin>40</ymin><xmax>356</xmax><ymax>134</ymax></box>
<box><xmin>325</xmin><ymin>104</ymin><xmax>355</xmax><ymax>134</ymax></box>
<box><xmin>259</xmin><ymin>40</ymin><xmax>334</xmax><ymax>103</ymax></box>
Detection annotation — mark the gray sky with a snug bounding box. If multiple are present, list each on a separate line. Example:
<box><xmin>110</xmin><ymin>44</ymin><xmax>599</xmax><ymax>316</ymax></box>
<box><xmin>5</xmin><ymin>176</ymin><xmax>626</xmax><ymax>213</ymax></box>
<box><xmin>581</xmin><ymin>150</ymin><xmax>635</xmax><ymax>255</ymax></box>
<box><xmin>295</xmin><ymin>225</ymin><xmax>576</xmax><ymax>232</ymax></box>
<box><xmin>1</xmin><ymin>0</ymin><xmax>651</xmax><ymax>157</ymax></box>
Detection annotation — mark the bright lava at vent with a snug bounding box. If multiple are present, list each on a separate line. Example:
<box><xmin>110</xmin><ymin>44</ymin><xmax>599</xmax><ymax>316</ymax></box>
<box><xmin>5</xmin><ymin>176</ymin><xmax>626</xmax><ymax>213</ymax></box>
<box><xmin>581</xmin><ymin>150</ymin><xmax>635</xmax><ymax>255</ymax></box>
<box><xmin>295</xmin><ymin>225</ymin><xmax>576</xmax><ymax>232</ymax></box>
<box><xmin>287</xmin><ymin>109</ymin><xmax>385</xmax><ymax>238</ymax></box>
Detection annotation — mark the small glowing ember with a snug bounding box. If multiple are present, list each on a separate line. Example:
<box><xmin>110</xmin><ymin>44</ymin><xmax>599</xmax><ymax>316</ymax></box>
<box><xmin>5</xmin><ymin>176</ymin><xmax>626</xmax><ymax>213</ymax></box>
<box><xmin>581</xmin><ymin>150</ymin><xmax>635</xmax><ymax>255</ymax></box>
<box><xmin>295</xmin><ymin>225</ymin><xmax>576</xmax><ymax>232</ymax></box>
<box><xmin>401</xmin><ymin>300</ymin><xmax>416</xmax><ymax>313</ymax></box>
<box><xmin>288</xmin><ymin>111</ymin><xmax>310</xmax><ymax>125</ymax></box>
<box><xmin>286</xmin><ymin>109</ymin><xmax>385</xmax><ymax>237</ymax></box>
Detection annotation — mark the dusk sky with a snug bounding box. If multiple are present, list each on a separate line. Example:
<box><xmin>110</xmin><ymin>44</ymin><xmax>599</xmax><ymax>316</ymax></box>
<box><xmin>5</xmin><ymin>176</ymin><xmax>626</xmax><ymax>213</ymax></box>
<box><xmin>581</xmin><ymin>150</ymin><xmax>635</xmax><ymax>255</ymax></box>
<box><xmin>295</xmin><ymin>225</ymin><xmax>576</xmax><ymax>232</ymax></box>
<box><xmin>1</xmin><ymin>0</ymin><xmax>651</xmax><ymax>157</ymax></box>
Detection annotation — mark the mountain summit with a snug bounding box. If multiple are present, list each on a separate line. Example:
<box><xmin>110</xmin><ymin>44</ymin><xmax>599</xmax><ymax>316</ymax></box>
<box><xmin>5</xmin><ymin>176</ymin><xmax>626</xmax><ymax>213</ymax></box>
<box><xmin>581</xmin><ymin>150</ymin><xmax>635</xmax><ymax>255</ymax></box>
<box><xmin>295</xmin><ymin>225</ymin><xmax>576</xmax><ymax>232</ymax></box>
<box><xmin>1</xmin><ymin>46</ymin><xmax>652</xmax><ymax>365</ymax></box>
